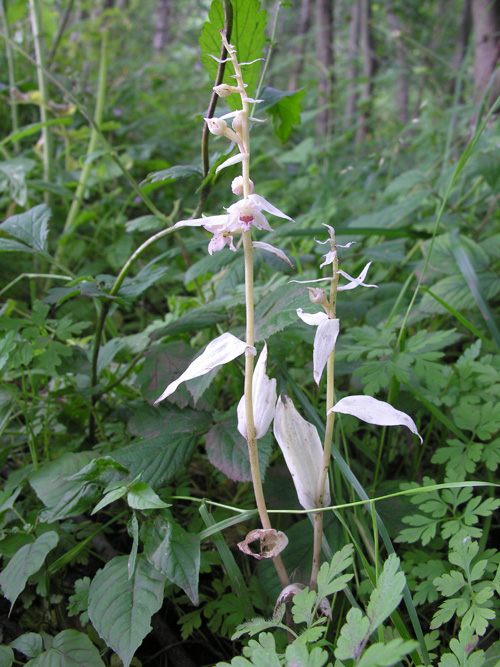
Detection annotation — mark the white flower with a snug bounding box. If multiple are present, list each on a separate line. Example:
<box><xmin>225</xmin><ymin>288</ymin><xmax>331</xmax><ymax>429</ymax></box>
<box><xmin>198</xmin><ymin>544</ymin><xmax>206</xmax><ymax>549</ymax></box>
<box><xmin>174</xmin><ymin>195</ymin><xmax>293</xmax><ymax>253</ymax></box>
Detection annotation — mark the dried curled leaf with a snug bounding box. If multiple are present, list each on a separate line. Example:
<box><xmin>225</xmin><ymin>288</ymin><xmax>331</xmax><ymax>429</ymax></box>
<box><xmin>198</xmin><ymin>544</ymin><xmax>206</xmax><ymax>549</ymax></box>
<box><xmin>237</xmin><ymin>528</ymin><xmax>288</xmax><ymax>560</ymax></box>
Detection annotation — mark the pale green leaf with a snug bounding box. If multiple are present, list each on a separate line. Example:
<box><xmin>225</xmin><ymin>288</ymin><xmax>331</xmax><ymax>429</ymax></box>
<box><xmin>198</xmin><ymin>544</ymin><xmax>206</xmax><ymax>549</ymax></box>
<box><xmin>357</xmin><ymin>639</ymin><xmax>419</xmax><ymax>667</ymax></box>
<box><xmin>127</xmin><ymin>482</ymin><xmax>170</xmax><ymax>510</ymax></box>
<box><xmin>0</xmin><ymin>646</ymin><xmax>14</xmax><ymax>667</ymax></box>
<box><xmin>366</xmin><ymin>554</ymin><xmax>406</xmax><ymax>632</ymax></box>
<box><xmin>0</xmin><ymin>204</ymin><xmax>50</xmax><ymax>254</ymax></box>
<box><xmin>23</xmin><ymin>630</ymin><xmax>105</xmax><ymax>666</ymax></box>
<box><xmin>9</xmin><ymin>633</ymin><xmax>42</xmax><ymax>659</ymax></box>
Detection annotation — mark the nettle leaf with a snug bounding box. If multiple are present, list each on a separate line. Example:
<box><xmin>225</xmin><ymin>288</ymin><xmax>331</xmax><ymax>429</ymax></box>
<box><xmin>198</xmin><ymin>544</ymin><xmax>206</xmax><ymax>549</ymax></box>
<box><xmin>0</xmin><ymin>531</ymin><xmax>59</xmax><ymax>609</ymax></box>
<box><xmin>0</xmin><ymin>204</ymin><xmax>50</xmax><ymax>254</ymax></box>
<box><xmin>206</xmin><ymin>408</ymin><xmax>273</xmax><ymax>482</ymax></box>
<box><xmin>88</xmin><ymin>555</ymin><xmax>165</xmax><ymax>667</ymax></box>
<box><xmin>143</xmin><ymin>514</ymin><xmax>200</xmax><ymax>605</ymax></box>
<box><xmin>259</xmin><ymin>86</ymin><xmax>305</xmax><ymax>142</ymax></box>
<box><xmin>142</xmin><ymin>164</ymin><xmax>202</xmax><ymax>186</ymax></box>
<box><xmin>22</xmin><ymin>630</ymin><xmax>105</xmax><ymax>667</ymax></box>
<box><xmin>200</xmin><ymin>0</ymin><xmax>266</xmax><ymax>111</ymax></box>
<box><xmin>67</xmin><ymin>456</ymin><xmax>129</xmax><ymax>482</ymax></box>
<box><xmin>0</xmin><ymin>645</ymin><xmax>14</xmax><ymax>665</ymax></box>
<box><xmin>254</xmin><ymin>283</ymin><xmax>312</xmax><ymax>341</ymax></box>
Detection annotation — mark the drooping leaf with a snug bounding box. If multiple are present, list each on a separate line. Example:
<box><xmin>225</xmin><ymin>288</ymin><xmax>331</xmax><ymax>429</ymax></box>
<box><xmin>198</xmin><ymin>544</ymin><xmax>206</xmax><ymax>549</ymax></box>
<box><xmin>0</xmin><ymin>204</ymin><xmax>50</xmax><ymax>254</ymax></box>
<box><xmin>154</xmin><ymin>332</ymin><xmax>254</xmax><ymax>404</ymax></box>
<box><xmin>329</xmin><ymin>396</ymin><xmax>423</xmax><ymax>443</ymax></box>
<box><xmin>273</xmin><ymin>395</ymin><xmax>330</xmax><ymax>510</ymax></box>
<box><xmin>143</xmin><ymin>514</ymin><xmax>200</xmax><ymax>605</ymax></box>
<box><xmin>200</xmin><ymin>0</ymin><xmax>266</xmax><ymax>111</ymax></box>
<box><xmin>88</xmin><ymin>556</ymin><xmax>165</xmax><ymax>667</ymax></box>
<box><xmin>22</xmin><ymin>631</ymin><xmax>105</xmax><ymax>667</ymax></box>
<box><xmin>0</xmin><ymin>532</ymin><xmax>59</xmax><ymax>609</ymax></box>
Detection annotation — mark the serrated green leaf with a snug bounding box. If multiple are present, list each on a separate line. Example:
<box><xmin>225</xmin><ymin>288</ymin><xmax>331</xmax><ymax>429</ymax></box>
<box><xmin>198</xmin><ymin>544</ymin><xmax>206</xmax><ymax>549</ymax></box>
<box><xmin>433</xmin><ymin>570</ymin><xmax>466</xmax><ymax>597</ymax></box>
<box><xmin>127</xmin><ymin>482</ymin><xmax>170</xmax><ymax>510</ymax></box>
<box><xmin>285</xmin><ymin>643</ymin><xmax>330</xmax><ymax>667</ymax></box>
<box><xmin>260</xmin><ymin>86</ymin><xmax>305</xmax><ymax>142</ymax></box>
<box><xmin>0</xmin><ymin>204</ymin><xmax>50</xmax><ymax>254</ymax></box>
<box><xmin>143</xmin><ymin>515</ymin><xmax>200</xmax><ymax>605</ymax></box>
<box><xmin>291</xmin><ymin>588</ymin><xmax>317</xmax><ymax>625</ymax></box>
<box><xmin>88</xmin><ymin>555</ymin><xmax>165</xmax><ymax>667</ymax></box>
<box><xmin>316</xmin><ymin>543</ymin><xmax>354</xmax><ymax>598</ymax></box>
<box><xmin>0</xmin><ymin>532</ymin><xmax>59</xmax><ymax>609</ymax></box>
<box><xmin>200</xmin><ymin>0</ymin><xmax>266</xmax><ymax>111</ymax></box>
<box><xmin>23</xmin><ymin>630</ymin><xmax>105</xmax><ymax>667</ymax></box>
<box><xmin>366</xmin><ymin>554</ymin><xmax>406</xmax><ymax>632</ymax></box>
<box><xmin>68</xmin><ymin>456</ymin><xmax>129</xmax><ymax>482</ymax></box>
<box><xmin>357</xmin><ymin>639</ymin><xmax>419</xmax><ymax>667</ymax></box>
<box><xmin>254</xmin><ymin>283</ymin><xmax>313</xmax><ymax>341</ymax></box>
<box><xmin>143</xmin><ymin>165</ymin><xmax>202</xmax><ymax>185</ymax></box>
<box><xmin>335</xmin><ymin>607</ymin><xmax>370</xmax><ymax>660</ymax></box>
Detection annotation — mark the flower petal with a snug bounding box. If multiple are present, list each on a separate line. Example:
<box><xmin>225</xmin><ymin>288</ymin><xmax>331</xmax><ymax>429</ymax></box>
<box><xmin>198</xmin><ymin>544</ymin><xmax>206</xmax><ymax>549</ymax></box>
<box><xmin>328</xmin><ymin>395</ymin><xmax>423</xmax><ymax>443</ymax></box>
<box><xmin>337</xmin><ymin>261</ymin><xmax>377</xmax><ymax>291</ymax></box>
<box><xmin>216</xmin><ymin>153</ymin><xmax>249</xmax><ymax>174</ymax></box>
<box><xmin>313</xmin><ymin>318</ymin><xmax>340</xmax><ymax>385</ymax></box>
<box><xmin>274</xmin><ymin>395</ymin><xmax>330</xmax><ymax>510</ymax></box>
<box><xmin>174</xmin><ymin>214</ymin><xmax>228</xmax><ymax>229</ymax></box>
<box><xmin>155</xmin><ymin>333</ymin><xmax>255</xmax><ymax>404</ymax></box>
<box><xmin>297</xmin><ymin>308</ymin><xmax>328</xmax><ymax>326</ymax></box>
<box><xmin>237</xmin><ymin>344</ymin><xmax>277</xmax><ymax>440</ymax></box>
<box><xmin>249</xmin><ymin>194</ymin><xmax>294</xmax><ymax>222</ymax></box>
<box><xmin>319</xmin><ymin>250</ymin><xmax>336</xmax><ymax>268</ymax></box>
<box><xmin>253</xmin><ymin>242</ymin><xmax>294</xmax><ymax>268</ymax></box>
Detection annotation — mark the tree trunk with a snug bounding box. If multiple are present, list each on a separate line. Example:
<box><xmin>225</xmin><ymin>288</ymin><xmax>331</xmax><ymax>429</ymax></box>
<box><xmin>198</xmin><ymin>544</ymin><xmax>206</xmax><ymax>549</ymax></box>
<box><xmin>315</xmin><ymin>0</ymin><xmax>334</xmax><ymax>136</ymax></box>
<box><xmin>472</xmin><ymin>0</ymin><xmax>500</xmax><ymax>100</ymax></box>
<box><xmin>388</xmin><ymin>11</ymin><xmax>409</xmax><ymax>124</ymax></box>
<box><xmin>355</xmin><ymin>0</ymin><xmax>375</xmax><ymax>144</ymax></box>
<box><xmin>344</xmin><ymin>0</ymin><xmax>361</xmax><ymax>128</ymax></box>
<box><xmin>154</xmin><ymin>0</ymin><xmax>171</xmax><ymax>53</ymax></box>
<box><xmin>452</xmin><ymin>0</ymin><xmax>472</xmax><ymax>72</ymax></box>
<box><xmin>287</xmin><ymin>0</ymin><xmax>312</xmax><ymax>91</ymax></box>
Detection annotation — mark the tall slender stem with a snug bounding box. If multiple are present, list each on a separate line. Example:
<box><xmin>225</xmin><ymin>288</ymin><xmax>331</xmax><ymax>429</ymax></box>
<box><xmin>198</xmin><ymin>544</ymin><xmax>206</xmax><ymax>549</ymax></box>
<box><xmin>29</xmin><ymin>0</ymin><xmax>53</xmax><ymax>200</ymax></box>
<box><xmin>0</xmin><ymin>0</ymin><xmax>20</xmax><ymax>152</ymax></box>
<box><xmin>310</xmin><ymin>238</ymin><xmax>339</xmax><ymax>590</ymax></box>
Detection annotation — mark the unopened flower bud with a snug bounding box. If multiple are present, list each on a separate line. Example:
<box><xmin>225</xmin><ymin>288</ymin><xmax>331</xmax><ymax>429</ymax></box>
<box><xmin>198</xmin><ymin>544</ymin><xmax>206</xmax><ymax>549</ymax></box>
<box><xmin>308</xmin><ymin>288</ymin><xmax>328</xmax><ymax>306</ymax></box>
<box><xmin>232</xmin><ymin>111</ymin><xmax>245</xmax><ymax>135</ymax></box>
<box><xmin>231</xmin><ymin>176</ymin><xmax>254</xmax><ymax>196</ymax></box>
<box><xmin>204</xmin><ymin>117</ymin><xmax>228</xmax><ymax>136</ymax></box>
<box><xmin>213</xmin><ymin>84</ymin><xmax>240</xmax><ymax>98</ymax></box>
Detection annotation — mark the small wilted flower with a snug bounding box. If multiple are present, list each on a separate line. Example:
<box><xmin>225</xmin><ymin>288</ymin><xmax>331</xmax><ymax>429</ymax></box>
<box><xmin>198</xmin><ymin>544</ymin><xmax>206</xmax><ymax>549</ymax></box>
<box><xmin>231</xmin><ymin>176</ymin><xmax>254</xmax><ymax>196</ymax></box>
<box><xmin>213</xmin><ymin>83</ymin><xmax>243</xmax><ymax>98</ymax></box>
<box><xmin>204</xmin><ymin>117</ymin><xmax>241</xmax><ymax>146</ymax></box>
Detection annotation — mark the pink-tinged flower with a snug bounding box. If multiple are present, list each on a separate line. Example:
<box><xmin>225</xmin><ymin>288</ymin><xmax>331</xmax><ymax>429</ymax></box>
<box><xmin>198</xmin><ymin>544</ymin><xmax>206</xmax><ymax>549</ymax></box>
<box><xmin>174</xmin><ymin>195</ymin><xmax>293</xmax><ymax>253</ymax></box>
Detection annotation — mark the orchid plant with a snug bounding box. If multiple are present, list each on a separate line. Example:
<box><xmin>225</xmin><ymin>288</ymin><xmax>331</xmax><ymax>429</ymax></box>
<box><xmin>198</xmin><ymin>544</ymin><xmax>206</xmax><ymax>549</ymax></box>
<box><xmin>154</xmin><ymin>30</ymin><xmax>423</xmax><ymax>603</ymax></box>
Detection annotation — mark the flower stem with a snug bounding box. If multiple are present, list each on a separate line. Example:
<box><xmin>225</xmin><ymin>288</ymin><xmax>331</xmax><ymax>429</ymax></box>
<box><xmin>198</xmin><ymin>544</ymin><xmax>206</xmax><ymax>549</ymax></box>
<box><xmin>310</xmin><ymin>237</ymin><xmax>339</xmax><ymax>590</ymax></box>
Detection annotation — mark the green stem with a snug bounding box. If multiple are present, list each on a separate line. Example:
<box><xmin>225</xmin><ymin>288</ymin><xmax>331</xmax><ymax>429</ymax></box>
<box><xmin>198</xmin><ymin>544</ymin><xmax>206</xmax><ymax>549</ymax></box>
<box><xmin>0</xmin><ymin>0</ymin><xmax>20</xmax><ymax>152</ymax></box>
<box><xmin>310</xmin><ymin>238</ymin><xmax>339</xmax><ymax>590</ymax></box>
<box><xmin>29</xmin><ymin>0</ymin><xmax>53</xmax><ymax>199</ymax></box>
<box><xmin>47</xmin><ymin>0</ymin><xmax>74</xmax><ymax>66</ymax></box>
<box><xmin>58</xmin><ymin>30</ymin><xmax>108</xmax><ymax>250</ymax></box>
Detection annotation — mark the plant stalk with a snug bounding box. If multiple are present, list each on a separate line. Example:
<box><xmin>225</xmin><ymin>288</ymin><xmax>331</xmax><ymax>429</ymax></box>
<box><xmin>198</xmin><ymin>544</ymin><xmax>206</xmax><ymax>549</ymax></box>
<box><xmin>0</xmin><ymin>0</ymin><xmax>20</xmax><ymax>152</ymax></box>
<box><xmin>310</xmin><ymin>237</ymin><xmax>339</xmax><ymax>590</ymax></box>
<box><xmin>29</xmin><ymin>0</ymin><xmax>53</xmax><ymax>199</ymax></box>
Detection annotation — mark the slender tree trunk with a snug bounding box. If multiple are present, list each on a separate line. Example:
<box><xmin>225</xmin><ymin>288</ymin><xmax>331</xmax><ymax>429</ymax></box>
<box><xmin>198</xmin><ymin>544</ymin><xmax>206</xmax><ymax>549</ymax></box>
<box><xmin>355</xmin><ymin>0</ymin><xmax>375</xmax><ymax>144</ymax></box>
<box><xmin>344</xmin><ymin>0</ymin><xmax>361</xmax><ymax>128</ymax></box>
<box><xmin>315</xmin><ymin>0</ymin><xmax>334</xmax><ymax>136</ymax></box>
<box><xmin>287</xmin><ymin>0</ymin><xmax>312</xmax><ymax>91</ymax></box>
<box><xmin>472</xmin><ymin>0</ymin><xmax>500</xmax><ymax>101</ymax></box>
<box><xmin>388</xmin><ymin>10</ymin><xmax>409</xmax><ymax>124</ymax></box>
<box><xmin>452</xmin><ymin>0</ymin><xmax>473</xmax><ymax>72</ymax></box>
<box><xmin>154</xmin><ymin>0</ymin><xmax>171</xmax><ymax>52</ymax></box>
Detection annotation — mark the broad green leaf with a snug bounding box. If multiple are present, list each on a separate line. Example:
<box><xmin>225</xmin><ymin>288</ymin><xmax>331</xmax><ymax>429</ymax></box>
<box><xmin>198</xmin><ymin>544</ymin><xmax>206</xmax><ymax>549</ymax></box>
<box><xmin>91</xmin><ymin>484</ymin><xmax>127</xmax><ymax>514</ymax></box>
<box><xmin>125</xmin><ymin>215</ymin><xmax>162</xmax><ymax>232</ymax></box>
<box><xmin>200</xmin><ymin>0</ymin><xmax>266</xmax><ymax>111</ymax></box>
<box><xmin>67</xmin><ymin>456</ymin><xmax>129</xmax><ymax>482</ymax></box>
<box><xmin>113</xmin><ymin>434</ymin><xmax>197</xmax><ymax>488</ymax></box>
<box><xmin>29</xmin><ymin>452</ymin><xmax>100</xmax><ymax>521</ymax></box>
<box><xmin>259</xmin><ymin>86</ymin><xmax>305</xmax><ymax>142</ymax></box>
<box><xmin>9</xmin><ymin>633</ymin><xmax>42</xmax><ymax>659</ymax></box>
<box><xmin>142</xmin><ymin>165</ymin><xmax>202</xmax><ymax>185</ymax></box>
<box><xmin>143</xmin><ymin>514</ymin><xmax>200</xmax><ymax>605</ymax></box>
<box><xmin>366</xmin><ymin>554</ymin><xmax>406</xmax><ymax>631</ymax></box>
<box><xmin>0</xmin><ymin>204</ymin><xmax>50</xmax><ymax>254</ymax></box>
<box><xmin>118</xmin><ymin>264</ymin><xmax>168</xmax><ymax>298</ymax></box>
<box><xmin>127</xmin><ymin>482</ymin><xmax>170</xmax><ymax>510</ymax></box>
<box><xmin>88</xmin><ymin>555</ymin><xmax>165</xmax><ymax>667</ymax></box>
<box><xmin>348</xmin><ymin>191</ymin><xmax>427</xmax><ymax>229</ymax></box>
<box><xmin>23</xmin><ymin>630</ymin><xmax>105</xmax><ymax>667</ymax></box>
<box><xmin>128</xmin><ymin>403</ymin><xmax>211</xmax><ymax>440</ymax></box>
<box><xmin>44</xmin><ymin>280</ymin><xmax>118</xmax><ymax>305</ymax></box>
<box><xmin>0</xmin><ymin>646</ymin><xmax>14</xmax><ymax>667</ymax></box>
<box><xmin>0</xmin><ymin>531</ymin><xmax>59</xmax><ymax>609</ymax></box>
<box><xmin>206</xmin><ymin>409</ymin><xmax>273</xmax><ymax>482</ymax></box>
<box><xmin>254</xmin><ymin>283</ymin><xmax>313</xmax><ymax>341</ymax></box>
